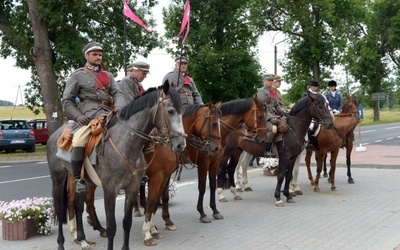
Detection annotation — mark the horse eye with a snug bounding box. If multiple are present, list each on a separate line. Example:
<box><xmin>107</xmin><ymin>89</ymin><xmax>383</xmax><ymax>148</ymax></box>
<box><xmin>212</xmin><ymin>122</ymin><xmax>218</xmax><ymax>127</ymax></box>
<box><xmin>168</xmin><ymin>110</ymin><xmax>174</xmax><ymax>115</ymax></box>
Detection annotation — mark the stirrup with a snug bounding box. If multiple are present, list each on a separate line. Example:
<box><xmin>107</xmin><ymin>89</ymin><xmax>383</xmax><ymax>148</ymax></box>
<box><xmin>75</xmin><ymin>179</ymin><xmax>87</xmax><ymax>193</ymax></box>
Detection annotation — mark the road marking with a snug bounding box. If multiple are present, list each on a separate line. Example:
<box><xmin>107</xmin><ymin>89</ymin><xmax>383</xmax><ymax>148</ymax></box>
<box><xmin>374</xmin><ymin>140</ymin><xmax>382</xmax><ymax>143</ymax></box>
<box><xmin>386</xmin><ymin>126</ymin><xmax>400</xmax><ymax>130</ymax></box>
<box><xmin>0</xmin><ymin>165</ymin><xmax>13</xmax><ymax>169</ymax></box>
<box><xmin>0</xmin><ymin>175</ymin><xmax>49</xmax><ymax>185</ymax></box>
<box><xmin>361</xmin><ymin>130</ymin><xmax>375</xmax><ymax>134</ymax></box>
<box><xmin>387</xmin><ymin>137</ymin><xmax>394</xmax><ymax>140</ymax></box>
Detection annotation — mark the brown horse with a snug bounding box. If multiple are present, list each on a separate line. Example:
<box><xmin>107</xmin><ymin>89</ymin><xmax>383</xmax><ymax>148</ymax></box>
<box><xmin>305</xmin><ymin>94</ymin><xmax>361</xmax><ymax>191</ymax></box>
<box><xmin>156</xmin><ymin>97</ymin><xmax>267</xmax><ymax>228</ymax></box>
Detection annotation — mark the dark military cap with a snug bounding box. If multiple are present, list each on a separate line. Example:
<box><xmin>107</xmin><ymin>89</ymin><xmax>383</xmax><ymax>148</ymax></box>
<box><xmin>308</xmin><ymin>79</ymin><xmax>320</xmax><ymax>87</ymax></box>
<box><xmin>328</xmin><ymin>80</ymin><xmax>337</xmax><ymax>87</ymax></box>
<box><xmin>127</xmin><ymin>61</ymin><xmax>150</xmax><ymax>73</ymax></box>
<box><xmin>263</xmin><ymin>74</ymin><xmax>275</xmax><ymax>80</ymax></box>
<box><xmin>82</xmin><ymin>42</ymin><xmax>103</xmax><ymax>54</ymax></box>
<box><xmin>175</xmin><ymin>56</ymin><xmax>188</xmax><ymax>63</ymax></box>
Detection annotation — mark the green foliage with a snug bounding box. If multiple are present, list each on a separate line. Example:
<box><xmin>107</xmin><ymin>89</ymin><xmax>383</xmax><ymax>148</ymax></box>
<box><xmin>0</xmin><ymin>0</ymin><xmax>163</xmax><ymax>110</ymax></box>
<box><xmin>163</xmin><ymin>0</ymin><xmax>262</xmax><ymax>102</ymax></box>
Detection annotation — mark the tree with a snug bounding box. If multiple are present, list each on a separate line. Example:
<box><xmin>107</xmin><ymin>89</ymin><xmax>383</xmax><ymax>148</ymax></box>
<box><xmin>0</xmin><ymin>0</ymin><xmax>162</xmax><ymax>134</ymax></box>
<box><xmin>249</xmin><ymin>0</ymin><xmax>366</xmax><ymax>103</ymax></box>
<box><xmin>163</xmin><ymin>0</ymin><xmax>262</xmax><ymax>102</ymax></box>
<box><xmin>346</xmin><ymin>0</ymin><xmax>400</xmax><ymax>121</ymax></box>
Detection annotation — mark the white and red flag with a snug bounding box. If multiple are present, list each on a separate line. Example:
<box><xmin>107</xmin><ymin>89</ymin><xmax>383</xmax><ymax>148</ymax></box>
<box><xmin>175</xmin><ymin>0</ymin><xmax>190</xmax><ymax>44</ymax></box>
<box><xmin>123</xmin><ymin>0</ymin><xmax>152</xmax><ymax>32</ymax></box>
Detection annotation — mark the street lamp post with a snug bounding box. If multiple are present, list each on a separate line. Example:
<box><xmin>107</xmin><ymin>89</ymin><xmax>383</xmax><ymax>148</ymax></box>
<box><xmin>274</xmin><ymin>38</ymin><xmax>290</xmax><ymax>75</ymax></box>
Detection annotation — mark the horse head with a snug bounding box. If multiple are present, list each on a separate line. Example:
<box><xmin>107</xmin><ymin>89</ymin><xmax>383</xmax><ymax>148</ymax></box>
<box><xmin>184</xmin><ymin>101</ymin><xmax>222</xmax><ymax>155</ymax></box>
<box><xmin>243</xmin><ymin>96</ymin><xmax>268</xmax><ymax>143</ymax></box>
<box><xmin>342</xmin><ymin>94</ymin><xmax>360</xmax><ymax>117</ymax></box>
<box><xmin>308</xmin><ymin>93</ymin><xmax>334</xmax><ymax>129</ymax></box>
<box><xmin>152</xmin><ymin>80</ymin><xmax>187</xmax><ymax>153</ymax></box>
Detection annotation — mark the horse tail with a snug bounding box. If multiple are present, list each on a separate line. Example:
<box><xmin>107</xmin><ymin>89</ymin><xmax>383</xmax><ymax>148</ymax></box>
<box><xmin>61</xmin><ymin>176</ymin><xmax>69</xmax><ymax>224</ymax></box>
<box><xmin>53</xmin><ymin>176</ymin><xmax>69</xmax><ymax>225</ymax></box>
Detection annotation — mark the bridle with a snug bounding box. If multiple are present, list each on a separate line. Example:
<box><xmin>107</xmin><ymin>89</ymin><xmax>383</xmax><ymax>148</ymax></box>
<box><xmin>186</xmin><ymin>105</ymin><xmax>221</xmax><ymax>152</ymax></box>
<box><xmin>220</xmin><ymin>101</ymin><xmax>267</xmax><ymax>139</ymax></box>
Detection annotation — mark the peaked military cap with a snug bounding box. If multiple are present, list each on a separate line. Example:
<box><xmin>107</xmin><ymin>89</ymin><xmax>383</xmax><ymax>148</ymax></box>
<box><xmin>175</xmin><ymin>56</ymin><xmax>188</xmax><ymax>63</ymax></box>
<box><xmin>308</xmin><ymin>79</ymin><xmax>320</xmax><ymax>87</ymax></box>
<box><xmin>274</xmin><ymin>75</ymin><xmax>283</xmax><ymax>81</ymax></box>
<box><xmin>127</xmin><ymin>61</ymin><xmax>150</xmax><ymax>73</ymax></box>
<box><xmin>82</xmin><ymin>42</ymin><xmax>103</xmax><ymax>54</ymax></box>
<box><xmin>263</xmin><ymin>74</ymin><xmax>275</xmax><ymax>80</ymax></box>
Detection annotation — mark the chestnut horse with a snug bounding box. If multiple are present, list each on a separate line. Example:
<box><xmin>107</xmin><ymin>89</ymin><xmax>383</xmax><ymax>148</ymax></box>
<box><xmin>48</xmin><ymin>83</ymin><xmax>186</xmax><ymax>250</ymax></box>
<box><xmin>305</xmin><ymin>94</ymin><xmax>360</xmax><ymax>191</ymax></box>
<box><xmin>157</xmin><ymin>97</ymin><xmax>267</xmax><ymax>226</ymax></box>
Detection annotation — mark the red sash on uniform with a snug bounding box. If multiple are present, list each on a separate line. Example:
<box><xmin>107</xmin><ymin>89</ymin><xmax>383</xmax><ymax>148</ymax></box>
<box><xmin>137</xmin><ymin>84</ymin><xmax>144</xmax><ymax>96</ymax></box>
<box><xmin>269</xmin><ymin>89</ymin><xmax>277</xmax><ymax>99</ymax></box>
<box><xmin>86</xmin><ymin>66</ymin><xmax>110</xmax><ymax>91</ymax></box>
<box><xmin>182</xmin><ymin>73</ymin><xmax>191</xmax><ymax>85</ymax></box>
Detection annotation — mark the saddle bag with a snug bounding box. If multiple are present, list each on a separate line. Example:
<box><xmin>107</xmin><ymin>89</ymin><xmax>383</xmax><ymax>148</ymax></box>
<box><xmin>57</xmin><ymin>127</ymin><xmax>73</xmax><ymax>151</ymax></box>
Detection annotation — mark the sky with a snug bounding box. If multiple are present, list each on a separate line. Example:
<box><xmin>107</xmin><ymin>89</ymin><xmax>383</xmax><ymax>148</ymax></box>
<box><xmin>0</xmin><ymin>3</ymin><xmax>288</xmax><ymax>105</ymax></box>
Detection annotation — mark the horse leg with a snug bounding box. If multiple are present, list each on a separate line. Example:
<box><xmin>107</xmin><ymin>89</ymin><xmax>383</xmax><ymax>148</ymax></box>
<box><xmin>283</xmin><ymin>163</ymin><xmax>295</xmax><ymax>203</ymax></box>
<box><xmin>216</xmin><ymin>161</ymin><xmax>228</xmax><ymax>202</ymax></box>
<box><xmin>346</xmin><ymin>136</ymin><xmax>355</xmax><ymax>184</ymax></box>
<box><xmin>323</xmin><ymin>154</ymin><xmax>328</xmax><ymax>178</ymax></box>
<box><xmin>103</xmin><ymin>188</ymin><xmax>118</xmax><ymax>250</ymax></box>
<box><xmin>305</xmin><ymin>149</ymin><xmax>315</xmax><ymax>185</ymax></box>
<box><xmin>161</xmin><ymin>181</ymin><xmax>176</xmax><ymax>231</ymax></box>
<box><xmin>197</xmin><ymin>166</ymin><xmax>211</xmax><ymax>222</ymax></box>
<box><xmin>240</xmin><ymin>151</ymin><xmax>253</xmax><ymax>192</ymax></box>
<box><xmin>209</xmin><ymin>161</ymin><xmax>224</xmax><ymax>220</ymax></box>
<box><xmin>313</xmin><ymin>152</ymin><xmax>325</xmax><ymax>192</ymax></box>
<box><xmin>329</xmin><ymin>150</ymin><xmax>339</xmax><ymax>191</ymax></box>
<box><xmin>290</xmin><ymin>153</ymin><xmax>303</xmax><ymax>195</ymax></box>
<box><xmin>233</xmin><ymin>162</ymin><xmax>243</xmax><ymax>192</ymax></box>
<box><xmin>67</xmin><ymin>174</ymin><xmax>78</xmax><ymax>240</ymax></box>
<box><xmin>53</xmin><ymin>172</ymin><xmax>69</xmax><ymax>250</ymax></box>
<box><xmin>274</xmin><ymin>163</ymin><xmax>286</xmax><ymax>207</ymax></box>
<box><xmin>227</xmin><ymin>153</ymin><xmax>242</xmax><ymax>200</ymax></box>
<box><xmin>85</xmin><ymin>185</ymin><xmax>106</xmax><ymax>238</ymax></box>
<box><xmin>73</xmin><ymin>191</ymin><xmax>90</xmax><ymax>248</ymax></box>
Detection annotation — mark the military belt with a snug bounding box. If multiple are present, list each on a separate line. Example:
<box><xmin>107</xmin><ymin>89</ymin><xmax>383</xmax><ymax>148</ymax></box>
<box><xmin>80</xmin><ymin>98</ymin><xmax>111</xmax><ymax>106</ymax></box>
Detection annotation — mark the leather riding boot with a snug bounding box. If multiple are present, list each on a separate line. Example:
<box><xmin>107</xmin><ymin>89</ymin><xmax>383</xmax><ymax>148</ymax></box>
<box><xmin>70</xmin><ymin>147</ymin><xmax>87</xmax><ymax>193</ymax></box>
<box><xmin>264</xmin><ymin>132</ymin><xmax>276</xmax><ymax>158</ymax></box>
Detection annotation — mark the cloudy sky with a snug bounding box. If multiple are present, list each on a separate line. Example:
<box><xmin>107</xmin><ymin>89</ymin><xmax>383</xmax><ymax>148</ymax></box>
<box><xmin>0</xmin><ymin>3</ymin><xmax>286</xmax><ymax>104</ymax></box>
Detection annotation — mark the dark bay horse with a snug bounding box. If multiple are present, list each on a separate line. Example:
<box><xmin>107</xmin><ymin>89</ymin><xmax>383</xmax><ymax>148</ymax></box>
<box><xmin>159</xmin><ymin>97</ymin><xmax>267</xmax><ymax>226</ymax></box>
<box><xmin>47</xmin><ymin>82</ymin><xmax>186</xmax><ymax>250</ymax></box>
<box><xmin>305</xmin><ymin>94</ymin><xmax>361</xmax><ymax>191</ymax></box>
<box><xmin>67</xmin><ymin>102</ymin><xmax>222</xmax><ymax>246</ymax></box>
<box><xmin>273</xmin><ymin>93</ymin><xmax>334</xmax><ymax>206</ymax></box>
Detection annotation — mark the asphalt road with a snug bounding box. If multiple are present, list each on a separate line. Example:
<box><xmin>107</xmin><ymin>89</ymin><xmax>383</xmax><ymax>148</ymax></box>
<box><xmin>0</xmin><ymin>122</ymin><xmax>399</xmax><ymax>202</ymax></box>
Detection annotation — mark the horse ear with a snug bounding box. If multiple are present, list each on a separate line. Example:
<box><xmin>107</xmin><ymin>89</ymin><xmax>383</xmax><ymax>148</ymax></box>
<box><xmin>216</xmin><ymin>101</ymin><xmax>222</xmax><ymax>109</ymax></box>
<box><xmin>163</xmin><ymin>80</ymin><xmax>170</xmax><ymax>94</ymax></box>
<box><xmin>208</xmin><ymin>101</ymin><xmax>214</xmax><ymax>111</ymax></box>
<box><xmin>254</xmin><ymin>95</ymin><xmax>260</xmax><ymax>105</ymax></box>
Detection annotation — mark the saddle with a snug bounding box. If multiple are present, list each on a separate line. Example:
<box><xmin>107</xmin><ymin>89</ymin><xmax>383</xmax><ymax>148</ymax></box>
<box><xmin>274</xmin><ymin>116</ymin><xmax>288</xmax><ymax>141</ymax></box>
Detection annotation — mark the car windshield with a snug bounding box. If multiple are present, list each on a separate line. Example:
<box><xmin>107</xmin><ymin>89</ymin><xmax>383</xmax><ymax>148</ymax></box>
<box><xmin>0</xmin><ymin>120</ymin><xmax>30</xmax><ymax>130</ymax></box>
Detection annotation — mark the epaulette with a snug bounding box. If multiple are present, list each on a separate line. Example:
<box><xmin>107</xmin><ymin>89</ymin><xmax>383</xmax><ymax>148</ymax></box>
<box><xmin>71</xmin><ymin>67</ymin><xmax>85</xmax><ymax>74</ymax></box>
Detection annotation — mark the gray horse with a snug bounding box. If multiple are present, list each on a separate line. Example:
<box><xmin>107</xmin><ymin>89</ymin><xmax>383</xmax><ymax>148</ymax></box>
<box><xmin>47</xmin><ymin>81</ymin><xmax>186</xmax><ymax>250</ymax></box>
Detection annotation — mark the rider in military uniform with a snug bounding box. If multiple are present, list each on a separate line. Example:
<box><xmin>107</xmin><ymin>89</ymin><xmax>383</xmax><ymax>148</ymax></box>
<box><xmin>162</xmin><ymin>56</ymin><xmax>203</xmax><ymax>105</ymax></box>
<box><xmin>119</xmin><ymin>61</ymin><xmax>150</xmax><ymax>104</ymax></box>
<box><xmin>257</xmin><ymin>74</ymin><xmax>286</xmax><ymax>158</ymax></box>
<box><xmin>62</xmin><ymin>42</ymin><xmax>124</xmax><ymax>193</ymax></box>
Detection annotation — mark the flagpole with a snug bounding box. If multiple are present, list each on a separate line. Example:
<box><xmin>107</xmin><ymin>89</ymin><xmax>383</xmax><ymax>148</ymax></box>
<box><xmin>123</xmin><ymin>14</ymin><xmax>127</xmax><ymax>76</ymax></box>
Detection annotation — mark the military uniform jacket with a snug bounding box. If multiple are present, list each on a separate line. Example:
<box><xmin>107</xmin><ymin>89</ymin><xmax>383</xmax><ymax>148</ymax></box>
<box><xmin>162</xmin><ymin>69</ymin><xmax>203</xmax><ymax>105</ymax></box>
<box><xmin>119</xmin><ymin>75</ymin><xmax>144</xmax><ymax>104</ymax></box>
<box><xmin>257</xmin><ymin>86</ymin><xmax>285</xmax><ymax>119</ymax></box>
<box><xmin>62</xmin><ymin>67</ymin><xmax>124</xmax><ymax>120</ymax></box>
<box><xmin>326</xmin><ymin>91</ymin><xmax>342</xmax><ymax>111</ymax></box>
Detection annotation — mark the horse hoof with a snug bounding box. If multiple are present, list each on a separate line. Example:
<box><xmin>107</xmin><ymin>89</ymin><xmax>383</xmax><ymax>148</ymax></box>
<box><xmin>134</xmin><ymin>211</ymin><xmax>143</xmax><ymax>217</ymax></box>
<box><xmin>348</xmin><ymin>179</ymin><xmax>355</xmax><ymax>184</ymax></box>
<box><xmin>144</xmin><ymin>239</ymin><xmax>157</xmax><ymax>246</ymax></box>
<box><xmin>331</xmin><ymin>187</ymin><xmax>337</xmax><ymax>191</ymax></box>
<box><xmin>287</xmin><ymin>198</ymin><xmax>295</xmax><ymax>203</ymax></box>
<box><xmin>99</xmin><ymin>230</ymin><xmax>107</xmax><ymax>237</ymax></box>
<box><xmin>275</xmin><ymin>200</ymin><xmax>284</xmax><ymax>207</ymax></box>
<box><xmin>219</xmin><ymin>197</ymin><xmax>228</xmax><ymax>202</ymax></box>
<box><xmin>234</xmin><ymin>196</ymin><xmax>242</xmax><ymax>200</ymax></box>
<box><xmin>236</xmin><ymin>188</ymin><xmax>243</xmax><ymax>192</ymax></box>
<box><xmin>289</xmin><ymin>191</ymin><xmax>296</xmax><ymax>197</ymax></box>
<box><xmin>244</xmin><ymin>187</ymin><xmax>253</xmax><ymax>192</ymax></box>
<box><xmin>165</xmin><ymin>224</ymin><xmax>177</xmax><ymax>231</ymax></box>
<box><xmin>213</xmin><ymin>213</ymin><xmax>224</xmax><ymax>220</ymax></box>
<box><xmin>323</xmin><ymin>173</ymin><xmax>328</xmax><ymax>178</ymax></box>
<box><xmin>151</xmin><ymin>232</ymin><xmax>163</xmax><ymax>239</ymax></box>
<box><xmin>314</xmin><ymin>187</ymin><xmax>320</xmax><ymax>192</ymax></box>
<box><xmin>294</xmin><ymin>190</ymin><xmax>303</xmax><ymax>195</ymax></box>
<box><xmin>200</xmin><ymin>216</ymin><xmax>212</xmax><ymax>223</ymax></box>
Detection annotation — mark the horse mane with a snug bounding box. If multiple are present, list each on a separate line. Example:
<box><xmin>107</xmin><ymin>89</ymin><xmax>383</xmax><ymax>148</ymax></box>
<box><xmin>288</xmin><ymin>94</ymin><xmax>325</xmax><ymax>116</ymax></box>
<box><xmin>119</xmin><ymin>85</ymin><xmax>182</xmax><ymax>120</ymax></box>
<box><xmin>220</xmin><ymin>98</ymin><xmax>253</xmax><ymax>115</ymax></box>
<box><xmin>183</xmin><ymin>104</ymin><xmax>206</xmax><ymax>117</ymax></box>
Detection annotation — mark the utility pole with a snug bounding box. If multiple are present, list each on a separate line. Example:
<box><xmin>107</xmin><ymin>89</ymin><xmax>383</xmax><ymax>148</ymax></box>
<box><xmin>274</xmin><ymin>38</ymin><xmax>290</xmax><ymax>75</ymax></box>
